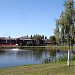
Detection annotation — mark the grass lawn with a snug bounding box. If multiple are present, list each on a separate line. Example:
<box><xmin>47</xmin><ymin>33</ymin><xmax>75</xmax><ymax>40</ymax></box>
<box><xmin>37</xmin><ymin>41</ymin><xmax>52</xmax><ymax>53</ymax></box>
<box><xmin>0</xmin><ymin>61</ymin><xmax>75</xmax><ymax>75</ymax></box>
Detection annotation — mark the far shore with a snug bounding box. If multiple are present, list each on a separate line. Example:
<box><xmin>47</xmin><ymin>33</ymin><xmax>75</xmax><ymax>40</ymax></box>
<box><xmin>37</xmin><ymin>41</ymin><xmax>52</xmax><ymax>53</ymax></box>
<box><xmin>0</xmin><ymin>46</ymin><xmax>75</xmax><ymax>50</ymax></box>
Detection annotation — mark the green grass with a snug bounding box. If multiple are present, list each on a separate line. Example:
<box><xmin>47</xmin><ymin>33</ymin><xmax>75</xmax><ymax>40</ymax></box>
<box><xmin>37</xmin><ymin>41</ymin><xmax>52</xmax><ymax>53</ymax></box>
<box><xmin>0</xmin><ymin>61</ymin><xmax>75</xmax><ymax>75</ymax></box>
<box><xmin>0</xmin><ymin>46</ymin><xmax>75</xmax><ymax>50</ymax></box>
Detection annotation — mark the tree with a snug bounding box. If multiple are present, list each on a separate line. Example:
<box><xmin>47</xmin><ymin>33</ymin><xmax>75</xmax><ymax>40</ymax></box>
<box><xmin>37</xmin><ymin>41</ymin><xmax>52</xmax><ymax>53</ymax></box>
<box><xmin>33</xmin><ymin>34</ymin><xmax>44</xmax><ymax>46</ymax></box>
<box><xmin>55</xmin><ymin>0</ymin><xmax>75</xmax><ymax>46</ymax></box>
<box><xmin>55</xmin><ymin>0</ymin><xmax>75</xmax><ymax>66</ymax></box>
<box><xmin>73</xmin><ymin>27</ymin><xmax>75</xmax><ymax>44</ymax></box>
<box><xmin>45</xmin><ymin>36</ymin><xmax>47</xmax><ymax>39</ymax></box>
<box><xmin>54</xmin><ymin>20</ymin><xmax>61</xmax><ymax>46</ymax></box>
<box><xmin>49</xmin><ymin>36</ymin><xmax>56</xmax><ymax>44</ymax></box>
<box><xmin>41</xmin><ymin>35</ymin><xmax>44</xmax><ymax>39</ymax></box>
<box><xmin>30</xmin><ymin>35</ymin><xmax>33</xmax><ymax>39</ymax></box>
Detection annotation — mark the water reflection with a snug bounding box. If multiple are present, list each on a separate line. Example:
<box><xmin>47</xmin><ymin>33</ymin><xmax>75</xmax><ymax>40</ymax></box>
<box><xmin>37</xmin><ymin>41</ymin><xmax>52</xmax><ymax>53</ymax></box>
<box><xmin>0</xmin><ymin>49</ymin><xmax>74</xmax><ymax>68</ymax></box>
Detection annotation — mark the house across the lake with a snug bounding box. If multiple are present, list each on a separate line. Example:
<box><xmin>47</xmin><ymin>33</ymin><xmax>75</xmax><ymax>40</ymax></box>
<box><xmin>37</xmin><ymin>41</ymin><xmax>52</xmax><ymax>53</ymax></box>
<box><xmin>0</xmin><ymin>37</ymin><xmax>17</xmax><ymax>46</ymax></box>
<box><xmin>0</xmin><ymin>36</ymin><xmax>58</xmax><ymax>46</ymax></box>
<box><xmin>16</xmin><ymin>36</ymin><xmax>36</xmax><ymax>46</ymax></box>
<box><xmin>0</xmin><ymin>36</ymin><xmax>36</xmax><ymax>46</ymax></box>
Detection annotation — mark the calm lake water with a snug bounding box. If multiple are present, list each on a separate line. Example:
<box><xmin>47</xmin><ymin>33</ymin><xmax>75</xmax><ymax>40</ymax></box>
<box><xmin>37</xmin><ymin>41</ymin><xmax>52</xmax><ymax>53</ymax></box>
<box><xmin>0</xmin><ymin>48</ymin><xmax>74</xmax><ymax>68</ymax></box>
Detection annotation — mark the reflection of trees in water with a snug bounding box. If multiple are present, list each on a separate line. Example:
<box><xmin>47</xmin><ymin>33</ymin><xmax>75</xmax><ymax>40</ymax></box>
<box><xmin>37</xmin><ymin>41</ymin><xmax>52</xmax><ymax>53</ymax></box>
<box><xmin>49</xmin><ymin>50</ymin><xmax>56</xmax><ymax>56</ymax></box>
<box><xmin>16</xmin><ymin>50</ymin><xmax>43</xmax><ymax>61</ymax></box>
<box><xmin>42</xmin><ymin>50</ymin><xmax>57</xmax><ymax>63</ymax></box>
<box><xmin>0</xmin><ymin>49</ymin><xmax>6</xmax><ymax>55</ymax></box>
<box><xmin>0</xmin><ymin>50</ymin><xmax>15</xmax><ymax>59</ymax></box>
<box><xmin>56</xmin><ymin>50</ymin><xmax>74</xmax><ymax>61</ymax></box>
<box><xmin>33</xmin><ymin>50</ymin><xmax>43</xmax><ymax>60</ymax></box>
<box><xmin>16</xmin><ymin>51</ymin><xmax>33</xmax><ymax>60</ymax></box>
<box><xmin>42</xmin><ymin>50</ymin><xmax>57</xmax><ymax>62</ymax></box>
<box><xmin>49</xmin><ymin>50</ymin><xmax>57</xmax><ymax>62</ymax></box>
<box><xmin>0</xmin><ymin>49</ymin><xmax>13</xmax><ymax>56</ymax></box>
<box><xmin>0</xmin><ymin>49</ymin><xmax>74</xmax><ymax>63</ymax></box>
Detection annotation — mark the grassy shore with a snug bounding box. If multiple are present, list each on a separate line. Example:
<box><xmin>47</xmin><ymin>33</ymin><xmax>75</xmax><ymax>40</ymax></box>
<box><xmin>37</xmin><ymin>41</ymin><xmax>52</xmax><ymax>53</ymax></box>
<box><xmin>0</xmin><ymin>46</ymin><xmax>75</xmax><ymax>50</ymax></box>
<box><xmin>0</xmin><ymin>61</ymin><xmax>74</xmax><ymax>75</ymax></box>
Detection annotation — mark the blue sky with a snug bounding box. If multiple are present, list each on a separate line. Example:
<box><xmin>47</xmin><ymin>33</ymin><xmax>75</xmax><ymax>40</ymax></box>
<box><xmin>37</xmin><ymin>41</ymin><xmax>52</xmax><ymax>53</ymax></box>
<box><xmin>0</xmin><ymin>0</ymin><xmax>68</xmax><ymax>38</ymax></box>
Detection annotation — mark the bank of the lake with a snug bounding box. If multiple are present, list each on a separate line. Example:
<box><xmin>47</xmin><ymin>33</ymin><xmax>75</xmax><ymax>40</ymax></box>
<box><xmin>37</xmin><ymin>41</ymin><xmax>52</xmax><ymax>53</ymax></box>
<box><xmin>0</xmin><ymin>61</ymin><xmax>74</xmax><ymax>75</ymax></box>
<box><xmin>0</xmin><ymin>46</ymin><xmax>75</xmax><ymax>50</ymax></box>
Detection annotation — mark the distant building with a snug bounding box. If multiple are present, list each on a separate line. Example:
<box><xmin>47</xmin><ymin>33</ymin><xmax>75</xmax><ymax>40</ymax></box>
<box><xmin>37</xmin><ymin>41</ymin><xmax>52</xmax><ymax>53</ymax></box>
<box><xmin>16</xmin><ymin>38</ymin><xmax>36</xmax><ymax>46</ymax></box>
<box><xmin>0</xmin><ymin>36</ymin><xmax>57</xmax><ymax>46</ymax></box>
<box><xmin>0</xmin><ymin>37</ymin><xmax>17</xmax><ymax>46</ymax></box>
<box><xmin>43</xmin><ymin>39</ymin><xmax>57</xmax><ymax>46</ymax></box>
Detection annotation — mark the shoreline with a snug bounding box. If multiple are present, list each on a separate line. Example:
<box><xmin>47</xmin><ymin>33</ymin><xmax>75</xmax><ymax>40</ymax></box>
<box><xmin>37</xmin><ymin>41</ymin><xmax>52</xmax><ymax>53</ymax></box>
<box><xmin>0</xmin><ymin>46</ymin><xmax>75</xmax><ymax>50</ymax></box>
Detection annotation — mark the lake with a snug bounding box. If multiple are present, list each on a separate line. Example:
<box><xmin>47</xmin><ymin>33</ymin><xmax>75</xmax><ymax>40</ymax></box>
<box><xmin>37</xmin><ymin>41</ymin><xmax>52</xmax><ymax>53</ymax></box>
<box><xmin>0</xmin><ymin>48</ymin><xmax>74</xmax><ymax>68</ymax></box>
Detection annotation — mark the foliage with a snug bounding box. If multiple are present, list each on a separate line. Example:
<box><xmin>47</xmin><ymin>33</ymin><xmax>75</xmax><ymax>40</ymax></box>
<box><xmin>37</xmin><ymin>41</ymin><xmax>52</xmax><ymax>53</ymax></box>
<box><xmin>55</xmin><ymin>0</ymin><xmax>75</xmax><ymax>46</ymax></box>
<box><xmin>42</xmin><ymin>57</ymin><xmax>51</xmax><ymax>64</ymax></box>
<box><xmin>58</xmin><ymin>56</ymin><xmax>68</xmax><ymax>61</ymax></box>
<box><xmin>33</xmin><ymin>34</ymin><xmax>47</xmax><ymax>46</ymax></box>
<box><xmin>43</xmin><ymin>54</ymin><xmax>75</xmax><ymax>64</ymax></box>
<box><xmin>58</xmin><ymin>55</ymin><xmax>75</xmax><ymax>61</ymax></box>
<box><xmin>45</xmin><ymin>36</ymin><xmax>47</xmax><ymax>39</ymax></box>
<box><xmin>49</xmin><ymin>36</ymin><xmax>56</xmax><ymax>44</ymax></box>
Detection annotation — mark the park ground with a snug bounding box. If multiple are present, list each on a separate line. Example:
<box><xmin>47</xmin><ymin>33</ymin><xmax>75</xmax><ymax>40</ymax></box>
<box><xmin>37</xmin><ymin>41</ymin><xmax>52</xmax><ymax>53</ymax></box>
<box><xmin>0</xmin><ymin>61</ymin><xmax>75</xmax><ymax>75</ymax></box>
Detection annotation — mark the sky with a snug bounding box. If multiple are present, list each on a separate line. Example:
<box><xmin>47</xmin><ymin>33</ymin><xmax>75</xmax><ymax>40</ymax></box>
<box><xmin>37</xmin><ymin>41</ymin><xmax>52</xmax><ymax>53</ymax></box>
<box><xmin>0</xmin><ymin>0</ymin><xmax>74</xmax><ymax>38</ymax></box>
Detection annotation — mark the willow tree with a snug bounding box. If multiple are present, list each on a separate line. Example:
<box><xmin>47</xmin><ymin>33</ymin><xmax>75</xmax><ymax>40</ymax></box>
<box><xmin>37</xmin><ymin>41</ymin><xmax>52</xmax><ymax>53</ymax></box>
<box><xmin>55</xmin><ymin>0</ymin><xmax>75</xmax><ymax>46</ymax></box>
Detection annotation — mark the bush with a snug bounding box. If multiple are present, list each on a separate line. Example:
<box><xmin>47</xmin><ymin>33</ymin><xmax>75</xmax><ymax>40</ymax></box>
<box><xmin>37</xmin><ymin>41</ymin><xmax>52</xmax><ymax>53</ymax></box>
<box><xmin>42</xmin><ymin>57</ymin><xmax>51</xmax><ymax>64</ymax></box>
<box><xmin>58</xmin><ymin>55</ymin><xmax>75</xmax><ymax>61</ymax></box>
<box><xmin>58</xmin><ymin>56</ymin><xmax>67</xmax><ymax>61</ymax></box>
